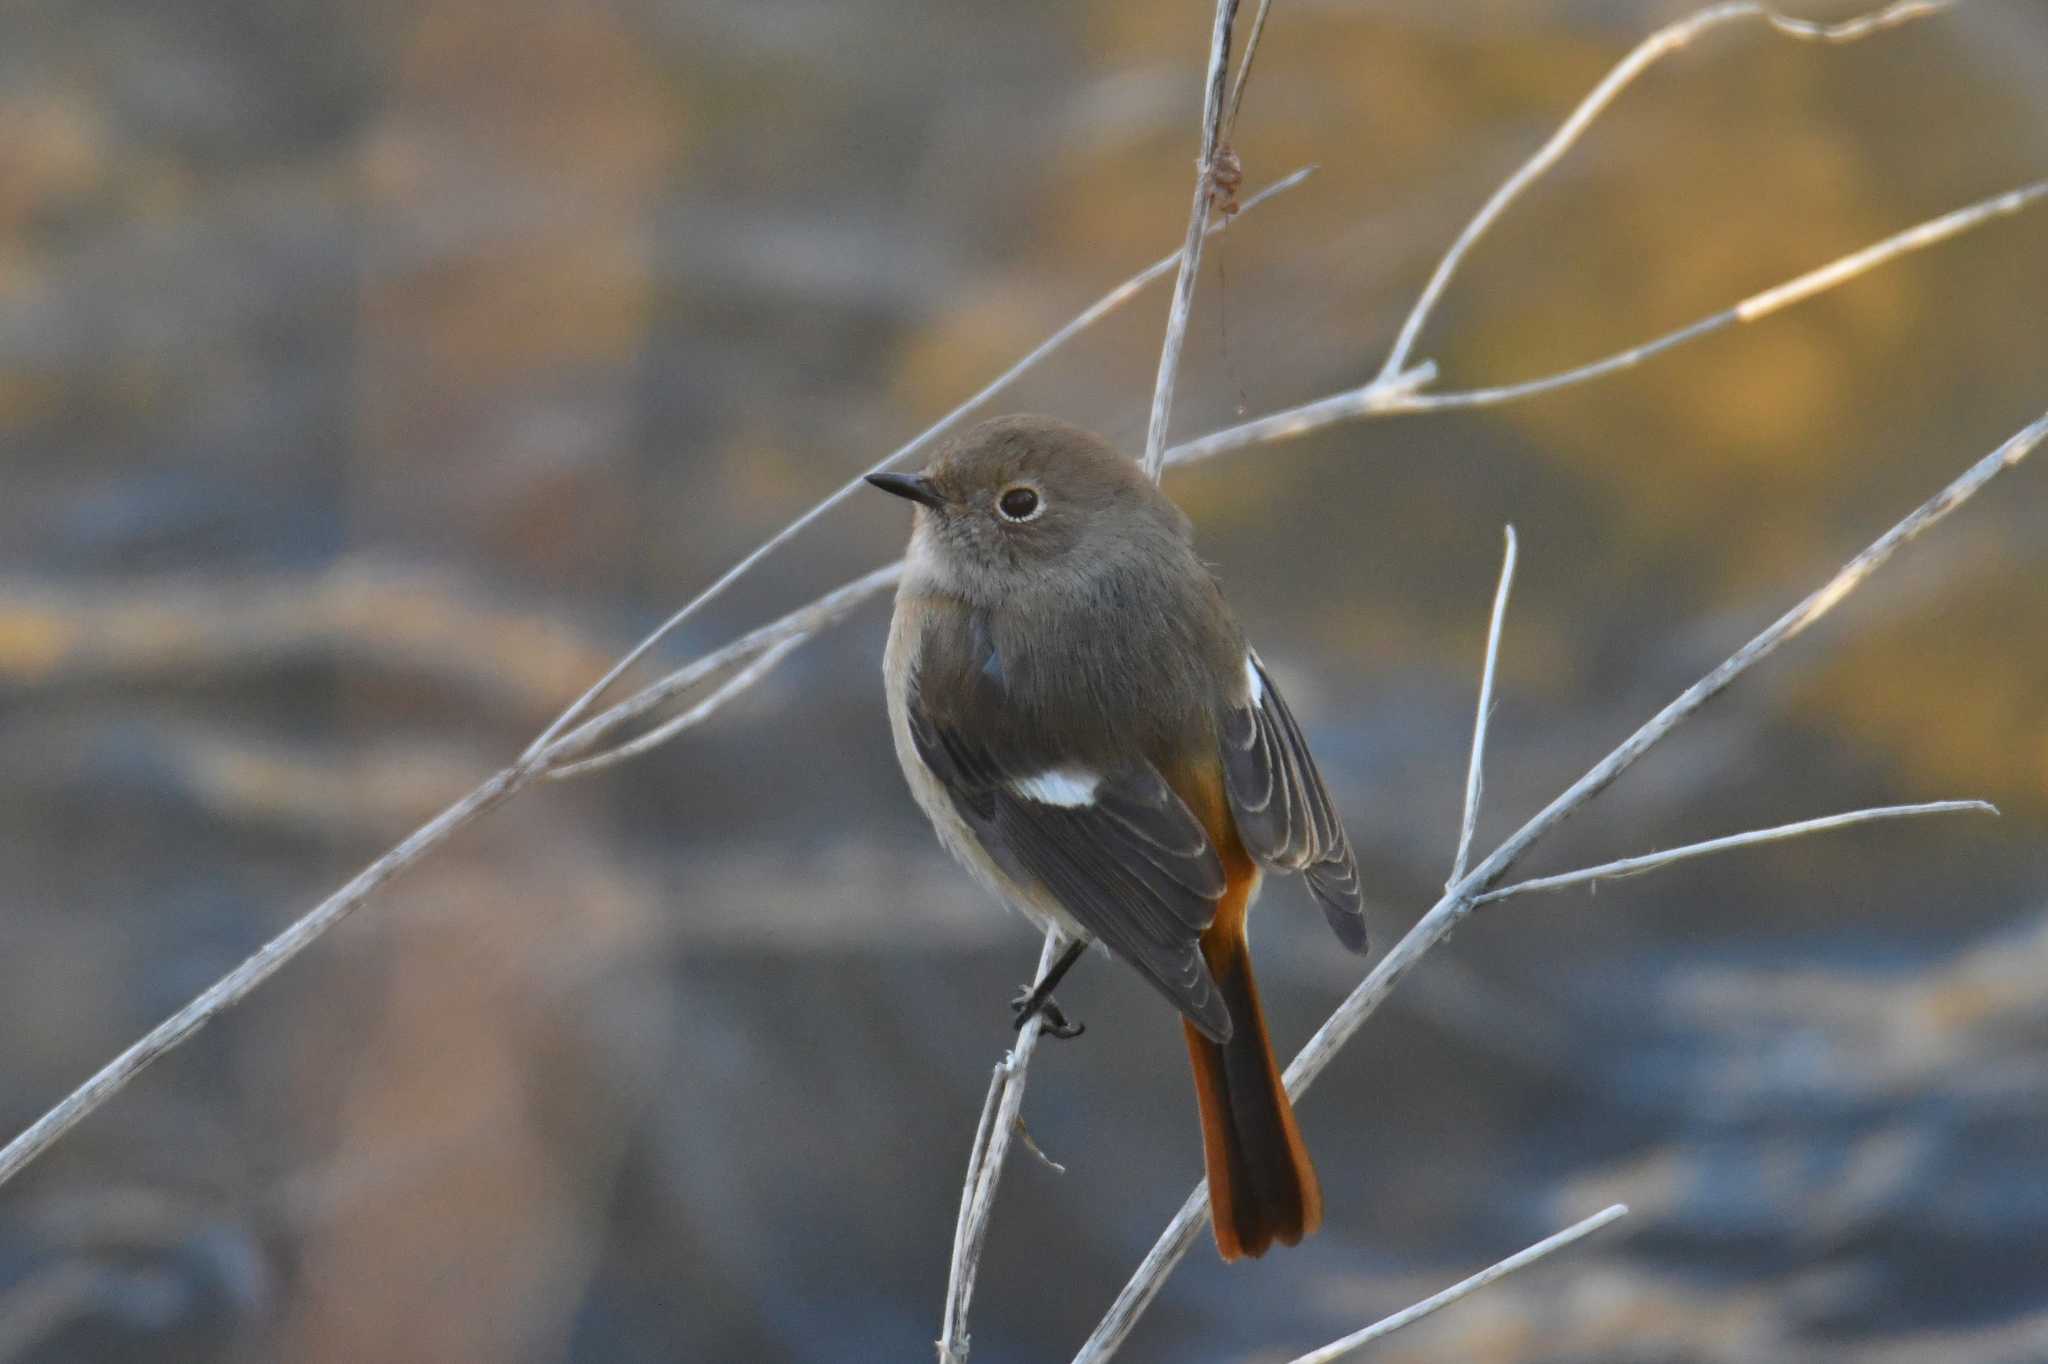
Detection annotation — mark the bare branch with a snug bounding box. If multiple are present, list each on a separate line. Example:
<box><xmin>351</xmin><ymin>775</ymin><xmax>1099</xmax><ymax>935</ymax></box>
<box><xmin>1374</xmin><ymin>0</ymin><xmax>1961</xmax><ymax>386</ymax></box>
<box><xmin>1474</xmin><ymin>800</ymin><xmax>1998</xmax><ymax>904</ymax></box>
<box><xmin>1287</xmin><ymin>1204</ymin><xmax>1631</xmax><ymax>1364</ymax></box>
<box><xmin>1449</xmin><ymin>526</ymin><xmax>1517</xmax><ymax>888</ymax></box>
<box><xmin>1141</xmin><ymin>0</ymin><xmax>1242</xmax><ymax>484</ymax></box>
<box><xmin>938</xmin><ymin>929</ymin><xmax>1067</xmax><ymax>1364</ymax></box>
<box><xmin>1071</xmin><ymin>411</ymin><xmax>2048</xmax><ymax>1362</ymax></box>
<box><xmin>0</xmin><ymin>759</ymin><xmax>535</xmax><ymax>1192</ymax></box>
<box><xmin>550</xmin><ymin>562</ymin><xmax>905</xmax><ymax>769</ymax></box>
<box><xmin>1170</xmin><ymin>176</ymin><xmax>2048</xmax><ymax>466</ymax></box>
<box><xmin>941</xmin><ymin>1064</ymin><xmax>1007</xmax><ymax>1363</ymax></box>
<box><xmin>1402</xmin><ymin>180</ymin><xmax>2048</xmax><ymax>414</ymax></box>
<box><xmin>546</xmin><ymin>633</ymin><xmax>807</xmax><ymax>779</ymax></box>
<box><xmin>945</xmin><ymin>9</ymin><xmax>1274</xmax><ymax>1352</ymax></box>
<box><xmin>1223</xmin><ymin>0</ymin><xmax>1277</xmax><ymax>141</ymax></box>
<box><xmin>1013</xmin><ymin>1118</ymin><xmax>1067</xmax><ymax>1176</ymax></box>
<box><xmin>525</xmin><ymin>164</ymin><xmax>1314</xmax><ymax>760</ymax></box>
<box><xmin>6</xmin><ymin>0</ymin><xmax>2014</xmax><ymax>1190</ymax></box>
<box><xmin>0</xmin><ymin>8</ymin><xmax>2027</xmax><ymax>1325</ymax></box>
<box><xmin>0</xmin><ymin>557</ymin><xmax>905</xmax><ymax>1192</ymax></box>
<box><xmin>1735</xmin><ymin>180</ymin><xmax>2046</xmax><ymax>324</ymax></box>
<box><xmin>0</xmin><ymin>168</ymin><xmax>1322</xmax><ymax>1199</ymax></box>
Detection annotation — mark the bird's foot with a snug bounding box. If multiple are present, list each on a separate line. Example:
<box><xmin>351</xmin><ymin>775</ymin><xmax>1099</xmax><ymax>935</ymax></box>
<box><xmin>1010</xmin><ymin>984</ymin><xmax>1085</xmax><ymax>1040</ymax></box>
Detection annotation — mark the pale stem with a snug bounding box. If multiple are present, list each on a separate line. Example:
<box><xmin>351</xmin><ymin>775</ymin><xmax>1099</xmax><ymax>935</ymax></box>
<box><xmin>1374</xmin><ymin>0</ymin><xmax>1963</xmax><ymax>386</ymax></box>
<box><xmin>1141</xmin><ymin>0</ymin><xmax>1241</xmax><ymax>484</ymax></box>
<box><xmin>525</xmin><ymin>164</ymin><xmax>1313</xmax><ymax>759</ymax></box>
<box><xmin>1224</xmin><ymin>0</ymin><xmax>1277</xmax><ymax>139</ymax></box>
<box><xmin>1474</xmin><ymin>800</ymin><xmax>1998</xmax><ymax>904</ymax></box>
<box><xmin>1070</xmin><ymin>412</ymin><xmax>2048</xmax><ymax>1362</ymax></box>
<box><xmin>546</xmin><ymin>633</ymin><xmax>807</xmax><ymax>779</ymax></box>
<box><xmin>1286</xmin><ymin>1204</ymin><xmax>1631</xmax><ymax>1364</ymax></box>
<box><xmin>0</xmin><ymin>166</ymin><xmax>1327</xmax><ymax>1204</ymax></box>
<box><xmin>1449</xmin><ymin>525</ymin><xmax>1517</xmax><ymax>888</ymax></box>
<box><xmin>0</xmin><ymin>560</ymin><xmax>904</xmax><ymax>1191</ymax></box>
<box><xmin>952</xmin><ymin>6</ymin><xmax>1251</xmax><ymax>1352</ymax></box>
<box><xmin>1170</xmin><ymin>177</ymin><xmax>2048</xmax><ymax>468</ymax></box>
<box><xmin>937</xmin><ymin>929</ymin><xmax>1067</xmax><ymax>1364</ymax></box>
<box><xmin>0</xmin><ymin>3</ymin><xmax>2027</xmax><ymax>1314</ymax></box>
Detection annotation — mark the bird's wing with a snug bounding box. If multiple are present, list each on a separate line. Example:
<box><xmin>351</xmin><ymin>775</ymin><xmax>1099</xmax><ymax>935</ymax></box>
<box><xmin>1218</xmin><ymin>651</ymin><xmax>1368</xmax><ymax>953</ymax></box>
<box><xmin>904</xmin><ymin>618</ymin><xmax>1234</xmax><ymax>1041</ymax></box>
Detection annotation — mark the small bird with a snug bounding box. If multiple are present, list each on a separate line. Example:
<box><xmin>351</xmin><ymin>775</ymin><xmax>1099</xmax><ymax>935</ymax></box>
<box><xmin>869</xmin><ymin>414</ymin><xmax>1368</xmax><ymax>1260</ymax></box>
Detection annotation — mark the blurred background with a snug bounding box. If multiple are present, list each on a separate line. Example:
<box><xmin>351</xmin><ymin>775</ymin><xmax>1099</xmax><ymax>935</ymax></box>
<box><xmin>2</xmin><ymin>1</ymin><xmax>2045</xmax><ymax>1360</ymax></box>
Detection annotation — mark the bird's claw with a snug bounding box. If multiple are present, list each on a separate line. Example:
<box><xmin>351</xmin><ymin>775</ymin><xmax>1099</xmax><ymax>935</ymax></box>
<box><xmin>1010</xmin><ymin>985</ymin><xmax>1085</xmax><ymax>1039</ymax></box>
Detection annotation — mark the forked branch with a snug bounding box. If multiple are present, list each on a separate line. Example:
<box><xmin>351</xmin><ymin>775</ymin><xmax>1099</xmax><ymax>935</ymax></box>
<box><xmin>0</xmin><ymin>16</ymin><xmax>2035</xmax><ymax>1339</ymax></box>
<box><xmin>1287</xmin><ymin>1203</ymin><xmax>1631</xmax><ymax>1363</ymax></box>
<box><xmin>938</xmin><ymin>930</ymin><xmax>1067</xmax><ymax>1364</ymax></box>
<box><xmin>0</xmin><ymin>172</ymin><xmax>1315</xmax><ymax>1195</ymax></box>
<box><xmin>1069</xmin><ymin>411</ymin><xmax>2048</xmax><ymax>1361</ymax></box>
<box><xmin>1141</xmin><ymin>0</ymin><xmax>1243</xmax><ymax>483</ymax></box>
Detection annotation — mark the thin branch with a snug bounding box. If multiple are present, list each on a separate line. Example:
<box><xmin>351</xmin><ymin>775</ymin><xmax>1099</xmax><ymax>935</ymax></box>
<box><xmin>0</xmin><ymin>559</ymin><xmax>905</xmax><ymax>1192</ymax></box>
<box><xmin>1373</xmin><ymin>0</ymin><xmax>1961</xmax><ymax>386</ymax></box>
<box><xmin>0</xmin><ymin>0</ymin><xmax>2023</xmax><ymax>1271</ymax></box>
<box><xmin>1169</xmin><ymin>175</ymin><xmax>2048</xmax><ymax>466</ymax></box>
<box><xmin>949</xmin><ymin>9</ymin><xmax>1258</xmax><ymax>1352</ymax></box>
<box><xmin>938</xmin><ymin>929</ymin><xmax>1067</xmax><ymax>1364</ymax></box>
<box><xmin>549</xmin><ymin>563</ymin><xmax>905</xmax><ymax>772</ymax></box>
<box><xmin>1287</xmin><ymin>1204</ymin><xmax>1631</xmax><ymax>1364</ymax></box>
<box><xmin>0</xmin><ymin>165</ymin><xmax>1302</xmax><ymax>1198</ymax></box>
<box><xmin>1449</xmin><ymin>525</ymin><xmax>1517</xmax><ymax>888</ymax></box>
<box><xmin>545</xmin><ymin>633</ymin><xmax>806</xmax><ymax>779</ymax></box>
<box><xmin>1474</xmin><ymin>800</ymin><xmax>1998</xmax><ymax>904</ymax></box>
<box><xmin>942</xmin><ymin>1065</ymin><xmax>1007</xmax><ymax>1362</ymax></box>
<box><xmin>1223</xmin><ymin>0</ymin><xmax>1277</xmax><ymax>141</ymax></box>
<box><xmin>6</xmin><ymin>90</ymin><xmax>2031</xmax><ymax>1225</ymax></box>
<box><xmin>1070</xmin><ymin>411</ymin><xmax>2048</xmax><ymax>1362</ymax></box>
<box><xmin>524</xmin><ymin>164</ymin><xmax>1314</xmax><ymax>760</ymax></box>
<box><xmin>1734</xmin><ymin>179</ymin><xmax>2046</xmax><ymax>324</ymax></box>
<box><xmin>2</xmin><ymin>0</ymin><xmax>2013</xmax><ymax>1194</ymax></box>
<box><xmin>1141</xmin><ymin>0</ymin><xmax>1242</xmax><ymax>484</ymax></box>
<box><xmin>1013</xmin><ymin>1118</ymin><xmax>1067</xmax><ymax>1175</ymax></box>
<box><xmin>0</xmin><ymin>759</ymin><xmax>535</xmax><ymax>1192</ymax></box>
<box><xmin>1402</xmin><ymin>179</ymin><xmax>2048</xmax><ymax>414</ymax></box>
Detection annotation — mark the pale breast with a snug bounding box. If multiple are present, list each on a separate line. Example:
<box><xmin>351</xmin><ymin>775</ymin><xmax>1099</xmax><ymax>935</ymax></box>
<box><xmin>883</xmin><ymin>590</ymin><xmax>1089</xmax><ymax>941</ymax></box>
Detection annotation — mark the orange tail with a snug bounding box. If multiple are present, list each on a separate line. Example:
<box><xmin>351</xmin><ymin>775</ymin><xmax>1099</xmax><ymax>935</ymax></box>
<box><xmin>1183</xmin><ymin>916</ymin><xmax>1322</xmax><ymax>1260</ymax></box>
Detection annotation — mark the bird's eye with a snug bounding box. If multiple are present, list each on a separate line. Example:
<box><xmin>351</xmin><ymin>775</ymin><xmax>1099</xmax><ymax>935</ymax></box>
<box><xmin>997</xmin><ymin>486</ymin><xmax>1041</xmax><ymax>521</ymax></box>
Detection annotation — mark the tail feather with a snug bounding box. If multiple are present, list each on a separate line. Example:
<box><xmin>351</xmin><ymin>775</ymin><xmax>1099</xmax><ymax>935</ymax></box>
<box><xmin>1183</xmin><ymin>924</ymin><xmax>1322</xmax><ymax>1260</ymax></box>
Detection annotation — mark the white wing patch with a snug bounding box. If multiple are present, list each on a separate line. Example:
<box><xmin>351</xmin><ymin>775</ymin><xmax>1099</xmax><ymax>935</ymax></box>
<box><xmin>1244</xmin><ymin>652</ymin><xmax>1264</xmax><ymax>704</ymax></box>
<box><xmin>1010</xmin><ymin>768</ymin><xmax>1101</xmax><ymax>808</ymax></box>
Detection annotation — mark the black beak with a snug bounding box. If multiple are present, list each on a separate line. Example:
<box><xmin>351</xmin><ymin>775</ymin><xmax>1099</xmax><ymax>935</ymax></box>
<box><xmin>865</xmin><ymin>472</ymin><xmax>945</xmax><ymax>510</ymax></box>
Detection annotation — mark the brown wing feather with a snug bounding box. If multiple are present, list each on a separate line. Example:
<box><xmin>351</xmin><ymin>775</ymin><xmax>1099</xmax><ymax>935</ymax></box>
<box><xmin>1167</xmin><ymin>759</ymin><xmax>1323</xmax><ymax>1260</ymax></box>
<box><xmin>1219</xmin><ymin>653</ymin><xmax>1369</xmax><ymax>953</ymax></box>
<box><xmin>905</xmin><ymin>671</ymin><xmax>1235</xmax><ymax>1041</ymax></box>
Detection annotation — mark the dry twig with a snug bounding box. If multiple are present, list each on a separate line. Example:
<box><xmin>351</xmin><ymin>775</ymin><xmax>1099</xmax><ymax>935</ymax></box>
<box><xmin>943</xmin><ymin>8</ymin><xmax>1262</xmax><ymax>1351</ymax></box>
<box><xmin>1373</xmin><ymin>0</ymin><xmax>1965</xmax><ymax>389</ymax></box>
<box><xmin>0</xmin><ymin>23</ymin><xmax>2036</xmax><ymax>1364</ymax></box>
<box><xmin>1473</xmin><ymin>800</ymin><xmax>1998</xmax><ymax>904</ymax></box>
<box><xmin>525</xmin><ymin>165</ymin><xmax>1315</xmax><ymax>763</ymax></box>
<box><xmin>1286</xmin><ymin>1204</ymin><xmax>1631</xmax><ymax>1363</ymax></box>
<box><xmin>1141</xmin><ymin>0</ymin><xmax>1243</xmax><ymax>483</ymax></box>
<box><xmin>0</xmin><ymin>171</ymin><xmax>1318</xmax><ymax>1195</ymax></box>
<box><xmin>1069</xmin><ymin>409</ymin><xmax>2048</xmax><ymax>1363</ymax></box>
<box><xmin>938</xmin><ymin>931</ymin><xmax>1067</xmax><ymax>1364</ymax></box>
<box><xmin>1449</xmin><ymin>526</ymin><xmax>1516</xmax><ymax>887</ymax></box>
<box><xmin>951</xmin><ymin>2</ymin><xmax>2038</xmax><ymax>1343</ymax></box>
<box><xmin>1166</xmin><ymin>174</ymin><xmax>2048</xmax><ymax>465</ymax></box>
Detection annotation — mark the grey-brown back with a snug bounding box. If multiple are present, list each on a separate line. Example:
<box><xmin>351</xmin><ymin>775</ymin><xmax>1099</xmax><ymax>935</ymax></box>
<box><xmin>877</xmin><ymin>414</ymin><xmax>1369</xmax><ymax>1034</ymax></box>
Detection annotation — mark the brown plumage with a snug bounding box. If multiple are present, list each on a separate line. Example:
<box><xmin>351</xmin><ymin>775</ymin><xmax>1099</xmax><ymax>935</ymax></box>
<box><xmin>871</xmin><ymin>414</ymin><xmax>1366</xmax><ymax>1259</ymax></box>
<box><xmin>1173</xmin><ymin>761</ymin><xmax>1322</xmax><ymax>1259</ymax></box>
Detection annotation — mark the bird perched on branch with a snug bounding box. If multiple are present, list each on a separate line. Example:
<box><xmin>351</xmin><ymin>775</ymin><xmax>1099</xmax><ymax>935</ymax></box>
<box><xmin>870</xmin><ymin>414</ymin><xmax>1369</xmax><ymax>1260</ymax></box>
